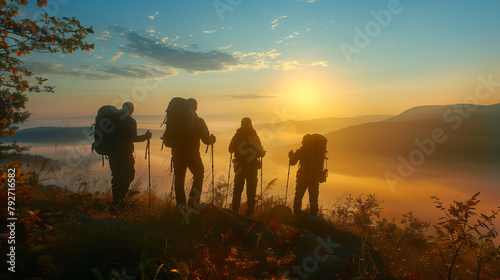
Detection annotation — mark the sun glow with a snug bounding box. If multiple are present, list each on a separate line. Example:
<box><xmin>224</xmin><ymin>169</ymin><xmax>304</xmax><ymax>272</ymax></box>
<box><xmin>279</xmin><ymin>71</ymin><xmax>331</xmax><ymax>118</ymax></box>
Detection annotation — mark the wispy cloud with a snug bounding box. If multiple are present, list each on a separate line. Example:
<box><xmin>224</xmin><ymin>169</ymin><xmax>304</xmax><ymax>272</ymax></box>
<box><xmin>148</xmin><ymin>11</ymin><xmax>159</xmax><ymax>20</ymax></box>
<box><xmin>233</xmin><ymin>49</ymin><xmax>282</xmax><ymax>70</ymax></box>
<box><xmin>275</xmin><ymin>23</ymin><xmax>313</xmax><ymax>45</ymax></box>
<box><xmin>96</xmin><ymin>30</ymin><xmax>111</xmax><ymax>41</ymax></box>
<box><xmin>101</xmin><ymin>64</ymin><xmax>175</xmax><ymax>79</ymax></box>
<box><xmin>280</xmin><ymin>60</ymin><xmax>301</xmax><ymax>71</ymax></box>
<box><xmin>299</xmin><ymin>0</ymin><xmax>317</xmax><ymax>3</ymax></box>
<box><xmin>307</xmin><ymin>61</ymin><xmax>328</xmax><ymax>67</ymax></box>
<box><xmin>270</xmin><ymin>15</ymin><xmax>287</xmax><ymax>30</ymax></box>
<box><xmin>25</xmin><ymin>61</ymin><xmax>176</xmax><ymax>81</ymax></box>
<box><xmin>109</xmin><ymin>26</ymin><xmax>242</xmax><ymax>73</ymax></box>
<box><xmin>108</xmin><ymin>51</ymin><xmax>125</xmax><ymax>62</ymax></box>
<box><xmin>218</xmin><ymin>44</ymin><xmax>233</xmax><ymax>50</ymax></box>
<box><xmin>225</xmin><ymin>93</ymin><xmax>277</xmax><ymax>99</ymax></box>
<box><xmin>203</xmin><ymin>29</ymin><xmax>217</xmax><ymax>34</ymax></box>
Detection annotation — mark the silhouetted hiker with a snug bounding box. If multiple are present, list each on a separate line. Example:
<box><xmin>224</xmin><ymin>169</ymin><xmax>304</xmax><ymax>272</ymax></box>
<box><xmin>228</xmin><ymin>117</ymin><xmax>265</xmax><ymax>216</ymax></box>
<box><xmin>289</xmin><ymin>134</ymin><xmax>328</xmax><ymax>216</ymax></box>
<box><xmin>164</xmin><ymin>98</ymin><xmax>216</xmax><ymax>208</ymax></box>
<box><xmin>108</xmin><ymin>102</ymin><xmax>152</xmax><ymax>214</ymax></box>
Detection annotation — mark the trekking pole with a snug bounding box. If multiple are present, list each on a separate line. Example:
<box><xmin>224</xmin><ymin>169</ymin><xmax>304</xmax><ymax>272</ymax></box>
<box><xmin>260</xmin><ymin>157</ymin><xmax>263</xmax><ymax>213</ymax></box>
<box><xmin>285</xmin><ymin>163</ymin><xmax>291</xmax><ymax>204</ymax></box>
<box><xmin>208</xmin><ymin>134</ymin><xmax>214</xmax><ymax>205</ymax></box>
<box><xmin>169</xmin><ymin>157</ymin><xmax>174</xmax><ymax>210</ymax></box>
<box><xmin>145</xmin><ymin>131</ymin><xmax>151</xmax><ymax>211</ymax></box>
<box><xmin>226</xmin><ymin>153</ymin><xmax>232</xmax><ymax>208</ymax></box>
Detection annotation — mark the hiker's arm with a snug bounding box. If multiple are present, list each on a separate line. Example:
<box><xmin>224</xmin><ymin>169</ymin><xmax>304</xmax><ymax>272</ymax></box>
<box><xmin>289</xmin><ymin>149</ymin><xmax>300</xmax><ymax>166</ymax></box>
<box><xmin>255</xmin><ymin>135</ymin><xmax>266</xmax><ymax>157</ymax></box>
<box><xmin>228</xmin><ymin>135</ymin><xmax>237</xmax><ymax>153</ymax></box>
<box><xmin>133</xmin><ymin>131</ymin><xmax>152</xmax><ymax>142</ymax></box>
<box><xmin>198</xmin><ymin>118</ymin><xmax>215</xmax><ymax>145</ymax></box>
<box><xmin>129</xmin><ymin>119</ymin><xmax>151</xmax><ymax>142</ymax></box>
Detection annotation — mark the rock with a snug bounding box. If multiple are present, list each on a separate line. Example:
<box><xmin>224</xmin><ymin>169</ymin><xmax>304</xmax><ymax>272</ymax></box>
<box><xmin>292</xmin><ymin>231</ymin><xmax>350</xmax><ymax>279</ymax></box>
<box><xmin>289</xmin><ymin>213</ymin><xmax>385</xmax><ymax>279</ymax></box>
<box><xmin>269</xmin><ymin>205</ymin><xmax>293</xmax><ymax>225</ymax></box>
<box><xmin>29</xmin><ymin>245</ymin><xmax>49</xmax><ymax>255</ymax></box>
<box><xmin>43</xmin><ymin>212</ymin><xmax>133</xmax><ymax>233</ymax></box>
<box><xmin>188</xmin><ymin>204</ymin><xmax>277</xmax><ymax>245</ymax></box>
<box><xmin>36</xmin><ymin>255</ymin><xmax>53</xmax><ymax>266</ymax></box>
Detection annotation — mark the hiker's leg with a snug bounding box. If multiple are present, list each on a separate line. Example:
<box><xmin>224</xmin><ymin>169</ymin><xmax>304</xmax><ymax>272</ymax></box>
<box><xmin>116</xmin><ymin>152</ymin><xmax>135</xmax><ymax>212</ymax></box>
<box><xmin>188</xmin><ymin>154</ymin><xmax>204</xmax><ymax>206</ymax></box>
<box><xmin>232</xmin><ymin>165</ymin><xmax>245</xmax><ymax>213</ymax></box>
<box><xmin>173</xmin><ymin>155</ymin><xmax>188</xmax><ymax>206</ymax></box>
<box><xmin>308</xmin><ymin>181</ymin><xmax>319</xmax><ymax>216</ymax></box>
<box><xmin>108</xmin><ymin>153</ymin><xmax>124</xmax><ymax>210</ymax></box>
<box><xmin>245</xmin><ymin>167</ymin><xmax>258</xmax><ymax>216</ymax></box>
<box><xmin>293</xmin><ymin>176</ymin><xmax>307</xmax><ymax>215</ymax></box>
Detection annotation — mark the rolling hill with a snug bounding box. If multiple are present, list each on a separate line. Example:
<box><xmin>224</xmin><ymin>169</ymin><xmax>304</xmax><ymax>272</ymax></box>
<box><xmin>267</xmin><ymin>103</ymin><xmax>500</xmax><ymax>179</ymax></box>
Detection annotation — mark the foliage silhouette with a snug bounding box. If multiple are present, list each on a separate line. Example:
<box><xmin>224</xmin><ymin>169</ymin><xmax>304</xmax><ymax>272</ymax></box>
<box><xmin>0</xmin><ymin>0</ymin><xmax>94</xmax><ymax>158</ymax></box>
<box><xmin>427</xmin><ymin>192</ymin><xmax>500</xmax><ymax>280</ymax></box>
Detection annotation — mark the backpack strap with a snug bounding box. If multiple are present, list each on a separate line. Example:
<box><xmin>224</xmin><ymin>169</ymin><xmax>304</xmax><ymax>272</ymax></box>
<box><xmin>160</xmin><ymin>112</ymin><xmax>167</xmax><ymax>127</ymax></box>
<box><xmin>90</xmin><ymin>124</ymin><xmax>96</xmax><ymax>155</ymax></box>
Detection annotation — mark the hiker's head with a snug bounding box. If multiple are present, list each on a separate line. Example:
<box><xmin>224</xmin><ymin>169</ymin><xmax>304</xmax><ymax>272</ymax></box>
<box><xmin>302</xmin><ymin>134</ymin><xmax>312</xmax><ymax>146</ymax></box>
<box><xmin>241</xmin><ymin>117</ymin><xmax>252</xmax><ymax>128</ymax></box>
<box><xmin>122</xmin><ymin>102</ymin><xmax>134</xmax><ymax>116</ymax></box>
<box><xmin>187</xmin><ymin>98</ymin><xmax>197</xmax><ymax>112</ymax></box>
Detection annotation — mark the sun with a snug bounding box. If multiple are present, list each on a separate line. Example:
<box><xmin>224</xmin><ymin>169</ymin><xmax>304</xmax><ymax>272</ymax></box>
<box><xmin>283</xmin><ymin>73</ymin><xmax>325</xmax><ymax>114</ymax></box>
<box><xmin>292</xmin><ymin>82</ymin><xmax>320</xmax><ymax>105</ymax></box>
<box><xmin>273</xmin><ymin>69</ymin><xmax>343</xmax><ymax>119</ymax></box>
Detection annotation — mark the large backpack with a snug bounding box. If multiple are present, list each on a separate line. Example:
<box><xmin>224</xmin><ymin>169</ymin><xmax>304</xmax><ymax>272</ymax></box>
<box><xmin>301</xmin><ymin>133</ymin><xmax>328</xmax><ymax>182</ymax></box>
<box><xmin>161</xmin><ymin>97</ymin><xmax>195</xmax><ymax>148</ymax></box>
<box><xmin>91</xmin><ymin>105</ymin><xmax>125</xmax><ymax>155</ymax></box>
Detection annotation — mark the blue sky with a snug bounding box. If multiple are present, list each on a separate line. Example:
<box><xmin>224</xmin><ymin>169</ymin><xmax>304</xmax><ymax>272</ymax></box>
<box><xmin>18</xmin><ymin>0</ymin><xmax>500</xmax><ymax>121</ymax></box>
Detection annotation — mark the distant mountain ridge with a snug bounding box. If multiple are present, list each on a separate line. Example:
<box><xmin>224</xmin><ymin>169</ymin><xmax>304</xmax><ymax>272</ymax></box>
<box><xmin>266</xmin><ymin>103</ymin><xmax>500</xmax><ymax>178</ymax></box>
<box><xmin>3</xmin><ymin>126</ymin><xmax>158</xmax><ymax>145</ymax></box>
<box><xmin>5</xmin><ymin>115</ymin><xmax>393</xmax><ymax>145</ymax></box>
<box><xmin>259</xmin><ymin>115</ymin><xmax>393</xmax><ymax>134</ymax></box>
<box><xmin>324</xmin><ymin>103</ymin><xmax>500</xmax><ymax>177</ymax></box>
<box><xmin>384</xmin><ymin>103</ymin><xmax>500</xmax><ymax>122</ymax></box>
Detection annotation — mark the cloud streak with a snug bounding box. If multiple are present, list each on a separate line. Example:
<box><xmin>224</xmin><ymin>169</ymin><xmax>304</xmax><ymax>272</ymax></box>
<box><xmin>25</xmin><ymin>61</ymin><xmax>176</xmax><ymax>81</ymax></box>
<box><xmin>225</xmin><ymin>93</ymin><xmax>277</xmax><ymax>99</ymax></box>
<box><xmin>148</xmin><ymin>11</ymin><xmax>159</xmax><ymax>20</ymax></box>
<box><xmin>271</xmin><ymin>15</ymin><xmax>287</xmax><ymax>30</ymax></box>
<box><xmin>110</xmin><ymin>26</ymin><xmax>242</xmax><ymax>73</ymax></box>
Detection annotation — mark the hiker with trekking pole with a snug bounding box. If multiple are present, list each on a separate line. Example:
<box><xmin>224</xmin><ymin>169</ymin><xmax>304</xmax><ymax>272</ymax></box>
<box><xmin>228</xmin><ymin>117</ymin><xmax>265</xmax><ymax>216</ymax></box>
<box><xmin>92</xmin><ymin>102</ymin><xmax>152</xmax><ymax>215</ymax></box>
<box><xmin>161</xmin><ymin>97</ymin><xmax>216</xmax><ymax>208</ymax></box>
<box><xmin>288</xmin><ymin>134</ymin><xmax>328</xmax><ymax>216</ymax></box>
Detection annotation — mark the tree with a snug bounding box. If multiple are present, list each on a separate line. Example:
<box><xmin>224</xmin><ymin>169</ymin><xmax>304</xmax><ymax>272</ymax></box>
<box><xmin>0</xmin><ymin>0</ymin><xmax>94</xmax><ymax>159</ymax></box>
<box><xmin>428</xmin><ymin>193</ymin><xmax>500</xmax><ymax>280</ymax></box>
